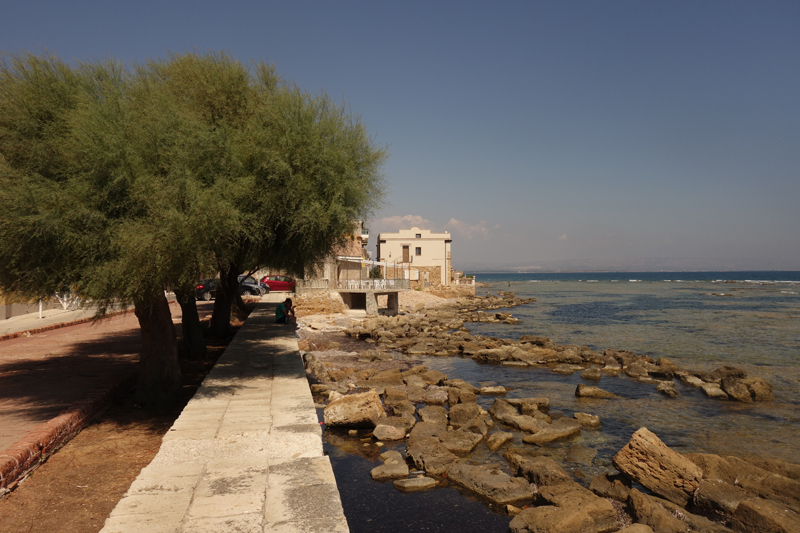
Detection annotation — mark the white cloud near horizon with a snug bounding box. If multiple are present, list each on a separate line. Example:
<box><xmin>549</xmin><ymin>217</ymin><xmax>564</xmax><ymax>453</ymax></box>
<box><xmin>373</xmin><ymin>215</ymin><xmax>495</xmax><ymax>240</ymax></box>
<box><xmin>445</xmin><ymin>218</ymin><xmax>492</xmax><ymax>239</ymax></box>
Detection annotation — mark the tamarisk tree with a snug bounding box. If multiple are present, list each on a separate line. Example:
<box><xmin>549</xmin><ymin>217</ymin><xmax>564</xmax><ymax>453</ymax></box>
<box><xmin>0</xmin><ymin>51</ymin><xmax>386</xmax><ymax>408</ymax></box>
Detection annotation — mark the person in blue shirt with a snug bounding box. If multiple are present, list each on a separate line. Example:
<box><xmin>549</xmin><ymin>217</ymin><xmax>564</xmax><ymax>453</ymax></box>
<box><xmin>276</xmin><ymin>298</ymin><xmax>296</xmax><ymax>328</ymax></box>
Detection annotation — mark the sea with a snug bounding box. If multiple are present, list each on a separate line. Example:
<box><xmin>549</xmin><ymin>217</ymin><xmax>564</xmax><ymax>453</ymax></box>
<box><xmin>326</xmin><ymin>271</ymin><xmax>800</xmax><ymax>532</ymax></box>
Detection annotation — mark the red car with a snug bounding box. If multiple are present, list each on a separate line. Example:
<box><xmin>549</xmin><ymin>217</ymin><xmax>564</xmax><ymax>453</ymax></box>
<box><xmin>261</xmin><ymin>275</ymin><xmax>296</xmax><ymax>292</ymax></box>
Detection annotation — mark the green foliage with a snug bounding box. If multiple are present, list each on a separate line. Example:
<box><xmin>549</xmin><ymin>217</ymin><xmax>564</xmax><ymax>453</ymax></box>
<box><xmin>369</xmin><ymin>266</ymin><xmax>382</xmax><ymax>279</ymax></box>
<box><xmin>0</xmin><ymin>50</ymin><xmax>387</xmax><ymax>304</ymax></box>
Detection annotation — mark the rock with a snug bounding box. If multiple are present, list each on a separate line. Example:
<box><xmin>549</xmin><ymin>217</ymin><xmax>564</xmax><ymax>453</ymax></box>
<box><xmin>449</xmin><ymin>402</ymin><xmax>481</xmax><ymax>428</ymax></box>
<box><xmin>460</xmin><ymin>414</ymin><xmax>493</xmax><ymax>436</ymax></box>
<box><xmin>404</xmin><ymin>374</ymin><xmax>427</xmax><ymax>388</ymax></box>
<box><xmin>519</xmin><ymin>335</ymin><xmax>553</xmax><ymax>346</ymax></box>
<box><xmin>373</xmin><ymin>416</ymin><xmax>414</xmax><ymax>440</ymax></box>
<box><xmin>618</xmin><ymin>526</ymin><xmax>655</xmax><ymax>533</ymax></box>
<box><xmin>439</xmin><ymin>429</ymin><xmax>485</xmax><ymax>454</ymax></box>
<box><xmin>447</xmin><ymin>462</ymin><xmax>535</xmax><ymax>505</ymax></box>
<box><xmin>731</xmin><ymin>497</ymin><xmax>800</xmax><ymax>533</ymax></box>
<box><xmin>701</xmin><ymin>382</ymin><xmax>729</xmax><ymax>400</ymax></box>
<box><xmin>509</xmin><ymin>505</ymin><xmax>596</xmax><ymax>533</ymax></box>
<box><xmin>324</xmin><ymin>389</ymin><xmax>385</xmax><ymax>428</ymax></box>
<box><xmin>737</xmin><ymin>454</ymin><xmax>800</xmax><ymax>481</ymax></box>
<box><xmin>393</xmin><ymin>476</ymin><xmax>436</xmax><ymax>492</ymax></box>
<box><xmin>589</xmin><ymin>473</ymin><xmax>631</xmax><ymax>501</ymax></box>
<box><xmin>694</xmin><ymin>479</ymin><xmax>750</xmax><ymax>514</ymax></box>
<box><xmin>654</xmin><ymin>492</ymin><xmax>734</xmax><ymax>533</ymax></box>
<box><xmin>508</xmin><ymin>397</ymin><xmax>550</xmax><ymax>412</ymax></box>
<box><xmin>625</xmin><ymin>362</ymin><xmax>650</xmax><ymax>378</ymax></box>
<box><xmin>480</xmin><ymin>385</ymin><xmax>507</xmax><ymax>395</ymax></box>
<box><xmin>656</xmin><ymin>381</ymin><xmax>680</xmax><ymax>398</ymax></box>
<box><xmin>423</xmin><ymin>386</ymin><xmax>449</xmax><ymax>405</ymax></box>
<box><xmin>552</xmin><ymin>363</ymin><xmax>583</xmax><ymax>374</ymax></box>
<box><xmin>677</xmin><ymin>372</ymin><xmax>705</xmax><ymax>387</ymax></box>
<box><xmin>743</xmin><ymin>377</ymin><xmax>775</xmax><ymax>401</ymax></box>
<box><xmin>370</xmin><ymin>450</ymin><xmax>409</xmax><ymax>481</ymax></box>
<box><xmin>387</xmin><ymin>399</ymin><xmax>416</xmax><ymax>419</ymax></box>
<box><xmin>574</xmin><ymin>412</ymin><xmax>601</xmax><ymax>428</ymax></box>
<box><xmin>627</xmin><ymin>488</ymin><xmax>689</xmax><ymax>533</ymax></box>
<box><xmin>489</xmin><ymin>399</ymin><xmax>549</xmax><ymax>433</ymax></box>
<box><xmin>368</xmin><ymin>368</ymin><xmax>406</xmax><ymax>387</ymax></box>
<box><xmin>304</xmin><ymin>353</ymin><xmax>330</xmax><ymax>383</ymax></box>
<box><xmin>721</xmin><ymin>377</ymin><xmax>753</xmax><ymax>403</ymax></box>
<box><xmin>612</xmin><ymin>427</ymin><xmax>702</xmax><ymax>506</ymax></box>
<box><xmin>565</xmin><ymin>445</ymin><xmax>597</xmax><ymax>466</ymax></box>
<box><xmin>509</xmin><ymin>455</ymin><xmax>574</xmax><ymax>487</ymax></box>
<box><xmin>444</xmin><ymin>378</ymin><xmax>481</xmax><ymax>394</ymax></box>
<box><xmin>520</xmin><ymin>405</ymin><xmax>551</xmax><ymax>422</ymax></box>
<box><xmin>725</xmin><ymin>456</ymin><xmax>800</xmax><ymax>513</ymax></box>
<box><xmin>418</xmin><ymin>405</ymin><xmax>448</xmax><ymax>425</ymax></box>
<box><xmin>575</xmin><ymin>384</ymin><xmax>617</xmax><ymax>399</ymax></box>
<box><xmin>421</xmin><ymin>369</ymin><xmax>447</xmax><ymax>385</ymax></box>
<box><xmin>522</xmin><ymin>418</ymin><xmax>582</xmax><ymax>445</ymax></box>
<box><xmin>581</xmin><ymin>368</ymin><xmax>602</xmax><ymax>380</ymax></box>
<box><xmin>538</xmin><ymin>482</ymin><xmax>619</xmax><ymax>533</ymax></box>
<box><xmin>506</xmin><ymin>504</ymin><xmax>522</xmax><ymax>516</ymax></box>
<box><xmin>448</xmin><ymin>387</ymin><xmax>477</xmax><ymax>405</ymax></box>
<box><xmin>486</xmin><ymin>431</ymin><xmax>514</xmax><ymax>451</ymax></box>
<box><xmin>406</xmin><ymin>437</ymin><xmax>458</xmax><ymax>475</ymax></box>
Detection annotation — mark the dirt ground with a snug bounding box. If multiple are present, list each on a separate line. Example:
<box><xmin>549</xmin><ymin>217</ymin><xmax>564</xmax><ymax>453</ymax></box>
<box><xmin>0</xmin><ymin>307</ymin><xmax>249</xmax><ymax>533</ymax></box>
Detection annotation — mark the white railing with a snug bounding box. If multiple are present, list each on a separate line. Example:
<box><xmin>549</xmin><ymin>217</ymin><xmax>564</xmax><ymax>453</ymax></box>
<box><xmin>335</xmin><ymin>278</ymin><xmax>410</xmax><ymax>290</ymax></box>
<box><xmin>453</xmin><ymin>277</ymin><xmax>476</xmax><ymax>286</ymax></box>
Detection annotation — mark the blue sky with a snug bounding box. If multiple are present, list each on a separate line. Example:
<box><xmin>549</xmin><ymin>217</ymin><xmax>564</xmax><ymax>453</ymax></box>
<box><xmin>3</xmin><ymin>1</ymin><xmax>799</xmax><ymax>271</ymax></box>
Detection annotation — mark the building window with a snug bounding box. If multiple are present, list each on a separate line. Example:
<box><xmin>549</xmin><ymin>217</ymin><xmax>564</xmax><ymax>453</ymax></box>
<box><xmin>415</xmin><ymin>234</ymin><xmax>421</xmax><ymax>238</ymax></box>
<box><xmin>415</xmin><ymin>247</ymin><xmax>421</xmax><ymax>256</ymax></box>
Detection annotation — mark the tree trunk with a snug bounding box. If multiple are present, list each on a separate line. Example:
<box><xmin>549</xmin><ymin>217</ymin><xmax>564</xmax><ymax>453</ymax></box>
<box><xmin>133</xmin><ymin>292</ymin><xmax>182</xmax><ymax>410</ymax></box>
<box><xmin>175</xmin><ymin>286</ymin><xmax>207</xmax><ymax>360</ymax></box>
<box><xmin>209</xmin><ymin>265</ymin><xmax>240</xmax><ymax>337</ymax></box>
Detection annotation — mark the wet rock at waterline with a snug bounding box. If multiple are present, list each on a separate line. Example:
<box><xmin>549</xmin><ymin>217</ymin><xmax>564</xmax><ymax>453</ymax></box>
<box><xmin>589</xmin><ymin>472</ymin><xmax>631</xmax><ymax>502</ymax></box>
<box><xmin>522</xmin><ymin>418</ymin><xmax>582</xmax><ymax>445</ymax></box>
<box><xmin>613</xmin><ymin>427</ymin><xmax>702</xmax><ymax>506</ymax></box>
<box><xmin>537</xmin><ymin>482</ymin><xmax>619</xmax><ymax>533</ymax></box>
<box><xmin>370</xmin><ymin>450</ymin><xmax>409</xmax><ymax>481</ymax></box>
<box><xmin>575</xmin><ymin>384</ymin><xmax>617</xmax><ymax>399</ymax></box>
<box><xmin>447</xmin><ymin>462</ymin><xmax>536</xmax><ymax>505</ymax></box>
<box><xmin>486</xmin><ymin>431</ymin><xmax>514</xmax><ymax>451</ymax></box>
<box><xmin>373</xmin><ymin>416</ymin><xmax>414</xmax><ymax>440</ymax></box>
<box><xmin>393</xmin><ymin>476</ymin><xmax>437</xmax><ymax>492</ymax></box>
<box><xmin>508</xmin><ymin>454</ymin><xmax>574</xmax><ymax>487</ymax></box>
<box><xmin>509</xmin><ymin>505</ymin><xmax>596</xmax><ymax>533</ymax></box>
<box><xmin>323</xmin><ymin>389</ymin><xmax>385</xmax><ymax>428</ymax></box>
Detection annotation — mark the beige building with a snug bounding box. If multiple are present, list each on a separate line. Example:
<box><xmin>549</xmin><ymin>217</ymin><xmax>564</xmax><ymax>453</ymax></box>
<box><xmin>377</xmin><ymin>226</ymin><xmax>452</xmax><ymax>288</ymax></box>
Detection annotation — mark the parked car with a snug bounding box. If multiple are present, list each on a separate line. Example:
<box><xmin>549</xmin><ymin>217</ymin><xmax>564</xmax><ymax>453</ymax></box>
<box><xmin>260</xmin><ymin>275</ymin><xmax>296</xmax><ymax>292</ymax></box>
<box><xmin>238</xmin><ymin>275</ymin><xmax>269</xmax><ymax>296</ymax></box>
<box><xmin>195</xmin><ymin>276</ymin><xmax>269</xmax><ymax>301</ymax></box>
<box><xmin>195</xmin><ymin>279</ymin><xmax>218</xmax><ymax>301</ymax></box>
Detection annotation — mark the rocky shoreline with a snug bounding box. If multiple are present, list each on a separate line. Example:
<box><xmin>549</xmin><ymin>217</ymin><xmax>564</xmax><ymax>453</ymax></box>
<box><xmin>295</xmin><ymin>291</ymin><xmax>800</xmax><ymax>532</ymax></box>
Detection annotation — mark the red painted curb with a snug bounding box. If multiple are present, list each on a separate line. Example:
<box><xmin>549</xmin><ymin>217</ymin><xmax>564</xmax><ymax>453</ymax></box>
<box><xmin>0</xmin><ymin>308</ymin><xmax>135</xmax><ymax>343</ymax></box>
<box><xmin>0</xmin><ymin>372</ymin><xmax>135</xmax><ymax>496</ymax></box>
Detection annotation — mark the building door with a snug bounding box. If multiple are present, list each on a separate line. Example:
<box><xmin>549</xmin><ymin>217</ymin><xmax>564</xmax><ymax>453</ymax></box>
<box><xmin>423</xmin><ymin>271</ymin><xmax>430</xmax><ymax>287</ymax></box>
<box><xmin>402</xmin><ymin>245</ymin><xmax>409</xmax><ymax>263</ymax></box>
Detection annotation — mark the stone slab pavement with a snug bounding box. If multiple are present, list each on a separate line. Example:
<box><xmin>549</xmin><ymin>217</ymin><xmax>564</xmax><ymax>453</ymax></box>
<box><xmin>100</xmin><ymin>300</ymin><xmax>349</xmax><ymax>533</ymax></box>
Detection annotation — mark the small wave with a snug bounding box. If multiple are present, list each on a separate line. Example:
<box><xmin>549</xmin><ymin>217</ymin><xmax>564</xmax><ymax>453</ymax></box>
<box><xmin>629</xmin><ymin>279</ymin><xmax>641</xmax><ymax>282</ymax></box>
<box><xmin>781</xmin><ymin>291</ymin><xmax>797</xmax><ymax>294</ymax></box>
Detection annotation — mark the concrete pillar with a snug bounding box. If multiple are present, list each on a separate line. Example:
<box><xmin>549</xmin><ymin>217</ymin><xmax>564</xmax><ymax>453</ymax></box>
<box><xmin>365</xmin><ymin>291</ymin><xmax>378</xmax><ymax>316</ymax></box>
<box><xmin>386</xmin><ymin>293</ymin><xmax>399</xmax><ymax>316</ymax></box>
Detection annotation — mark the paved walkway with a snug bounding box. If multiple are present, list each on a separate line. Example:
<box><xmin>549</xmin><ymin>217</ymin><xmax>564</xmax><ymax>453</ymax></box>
<box><xmin>0</xmin><ymin>306</ymin><xmax>101</xmax><ymax>337</ymax></box>
<box><xmin>100</xmin><ymin>302</ymin><xmax>349</xmax><ymax>533</ymax></box>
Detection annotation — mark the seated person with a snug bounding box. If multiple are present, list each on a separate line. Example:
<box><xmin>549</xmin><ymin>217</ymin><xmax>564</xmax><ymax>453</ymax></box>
<box><xmin>275</xmin><ymin>298</ymin><xmax>297</xmax><ymax>328</ymax></box>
